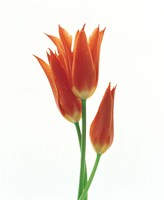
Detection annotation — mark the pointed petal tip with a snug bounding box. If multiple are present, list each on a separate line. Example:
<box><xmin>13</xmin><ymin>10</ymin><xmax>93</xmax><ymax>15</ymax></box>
<box><xmin>96</xmin><ymin>25</ymin><xmax>106</xmax><ymax>31</ymax></box>
<box><xmin>33</xmin><ymin>54</ymin><xmax>42</xmax><ymax>63</ymax></box>
<box><xmin>45</xmin><ymin>33</ymin><xmax>51</xmax><ymax>38</ymax></box>
<box><xmin>43</xmin><ymin>32</ymin><xmax>49</xmax><ymax>37</ymax></box>
<box><xmin>112</xmin><ymin>83</ymin><xmax>117</xmax><ymax>91</ymax></box>
<box><xmin>33</xmin><ymin>54</ymin><xmax>49</xmax><ymax>67</ymax></box>
<box><xmin>58</xmin><ymin>24</ymin><xmax>62</xmax><ymax>31</ymax></box>
<box><xmin>58</xmin><ymin>24</ymin><xmax>63</xmax><ymax>29</ymax></box>
<box><xmin>44</xmin><ymin>33</ymin><xmax>56</xmax><ymax>42</ymax></box>
<box><xmin>97</xmin><ymin>24</ymin><xmax>100</xmax><ymax>31</ymax></box>
<box><xmin>82</xmin><ymin>23</ymin><xmax>86</xmax><ymax>30</ymax></box>
<box><xmin>102</xmin><ymin>27</ymin><xmax>106</xmax><ymax>33</ymax></box>
<box><xmin>108</xmin><ymin>82</ymin><xmax>117</xmax><ymax>89</ymax></box>
<box><xmin>47</xmin><ymin>48</ymin><xmax>53</xmax><ymax>55</ymax></box>
<box><xmin>44</xmin><ymin>33</ymin><xmax>56</xmax><ymax>40</ymax></box>
<box><xmin>33</xmin><ymin>54</ymin><xmax>40</xmax><ymax>60</ymax></box>
<box><xmin>58</xmin><ymin>25</ymin><xmax>66</xmax><ymax>35</ymax></box>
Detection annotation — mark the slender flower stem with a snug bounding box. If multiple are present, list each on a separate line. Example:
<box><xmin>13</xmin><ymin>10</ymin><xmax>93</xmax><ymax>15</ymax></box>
<box><xmin>74</xmin><ymin>122</ymin><xmax>88</xmax><ymax>200</ymax></box>
<box><xmin>79</xmin><ymin>154</ymin><xmax>101</xmax><ymax>200</ymax></box>
<box><xmin>75</xmin><ymin>122</ymin><xmax>82</xmax><ymax>147</ymax></box>
<box><xmin>78</xmin><ymin>99</ymin><xmax>87</xmax><ymax>199</ymax></box>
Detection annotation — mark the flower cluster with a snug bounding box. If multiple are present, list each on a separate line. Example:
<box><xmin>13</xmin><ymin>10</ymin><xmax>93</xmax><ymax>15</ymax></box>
<box><xmin>34</xmin><ymin>25</ymin><xmax>116</xmax><ymax>199</ymax></box>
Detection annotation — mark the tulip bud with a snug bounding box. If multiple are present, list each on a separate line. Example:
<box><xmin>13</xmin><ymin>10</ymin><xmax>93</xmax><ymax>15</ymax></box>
<box><xmin>90</xmin><ymin>83</ymin><xmax>116</xmax><ymax>154</ymax></box>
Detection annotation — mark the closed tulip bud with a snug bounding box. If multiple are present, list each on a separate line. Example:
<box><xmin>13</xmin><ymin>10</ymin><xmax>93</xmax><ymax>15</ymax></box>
<box><xmin>90</xmin><ymin>83</ymin><xmax>116</xmax><ymax>154</ymax></box>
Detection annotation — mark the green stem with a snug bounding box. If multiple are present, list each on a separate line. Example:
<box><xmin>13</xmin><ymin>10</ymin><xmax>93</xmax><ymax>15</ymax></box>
<box><xmin>79</xmin><ymin>154</ymin><xmax>101</xmax><ymax>200</ymax></box>
<box><xmin>77</xmin><ymin>99</ymin><xmax>87</xmax><ymax>199</ymax></box>
<box><xmin>74</xmin><ymin>122</ymin><xmax>88</xmax><ymax>200</ymax></box>
<box><xmin>75</xmin><ymin>122</ymin><xmax>82</xmax><ymax>147</ymax></box>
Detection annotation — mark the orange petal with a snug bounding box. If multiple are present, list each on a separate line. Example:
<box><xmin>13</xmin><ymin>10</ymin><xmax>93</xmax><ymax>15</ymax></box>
<box><xmin>46</xmin><ymin>34</ymin><xmax>67</xmax><ymax>71</ymax></box>
<box><xmin>45</xmin><ymin>34</ymin><xmax>63</xmax><ymax>55</ymax></box>
<box><xmin>33</xmin><ymin>55</ymin><xmax>60</xmax><ymax>108</ymax></box>
<box><xmin>89</xmin><ymin>27</ymin><xmax>105</xmax><ymax>84</ymax></box>
<box><xmin>72</xmin><ymin>28</ymin><xmax>96</xmax><ymax>99</ymax></box>
<box><xmin>58</xmin><ymin>25</ymin><xmax>72</xmax><ymax>53</ymax></box>
<box><xmin>58</xmin><ymin>25</ymin><xmax>73</xmax><ymax>84</ymax></box>
<box><xmin>49</xmin><ymin>51</ymin><xmax>82</xmax><ymax>122</ymax></box>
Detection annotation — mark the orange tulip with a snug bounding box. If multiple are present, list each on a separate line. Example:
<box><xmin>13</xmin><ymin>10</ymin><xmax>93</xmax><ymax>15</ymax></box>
<box><xmin>47</xmin><ymin>25</ymin><xmax>105</xmax><ymax>99</ymax></box>
<box><xmin>72</xmin><ymin>25</ymin><xmax>105</xmax><ymax>99</ymax></box>
<box><xmin>34</xmin><ymin>51</ymin><xmax>82</xmax><ymax>123</ymax></box>
<box><xmin>90</xmin><ymin>83</ymin><xmax>116</xmax><ymax>154</ymax></box>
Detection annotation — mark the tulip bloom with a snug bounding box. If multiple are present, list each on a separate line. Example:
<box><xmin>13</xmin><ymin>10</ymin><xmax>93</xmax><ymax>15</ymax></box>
<box><xmin>90</xmin><ymin>83</ymin><xmax>116</xmax><ymax>154</ymax></box>
<box><xmin>34</xmin><ymin>51</ymin><xmax>82</xmax><ymax>123</ymax></box>
<box><xmin>47</xmin><ymin>25</ymin><xmax>105</xmax><ymax>99</ymax></box>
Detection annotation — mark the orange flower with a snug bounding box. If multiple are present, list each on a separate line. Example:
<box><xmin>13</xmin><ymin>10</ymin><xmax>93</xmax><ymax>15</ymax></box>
<box><xmin>72</xmin><ymin>25</ymin><xmax>105</xmax><ymax>99</ymax></box>
<box><xmin>90</xmin><ymin>83</ymin><xmax>116</xmax><ymax>154</ymax></box>
<box><xmin>47</xmin><ymin>25</ymin><xmax>105</xmax><ymax>99</ymax></box>
<box><xmin>34</xmin><ymin>51</ymin><xmax>82</xmax><ymax>123</ymax></box>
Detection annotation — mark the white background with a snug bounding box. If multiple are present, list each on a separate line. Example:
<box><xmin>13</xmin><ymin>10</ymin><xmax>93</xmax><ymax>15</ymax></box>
<box><xmin>0</xmin><ymin>0</ymin><xmax>164</xmax><ymax>199</ymax></box>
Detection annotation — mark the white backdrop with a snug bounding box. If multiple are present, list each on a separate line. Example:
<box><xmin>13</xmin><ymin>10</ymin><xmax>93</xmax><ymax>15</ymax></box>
<box><xmin>0</xmin><ymin>0</ymin><xmax>164</xmax><ymax>199</ymax></box>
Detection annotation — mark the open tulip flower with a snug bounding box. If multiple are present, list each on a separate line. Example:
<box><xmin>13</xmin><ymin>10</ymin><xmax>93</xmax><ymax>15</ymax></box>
<box><xmin>34</xmin><ymin>53</ymin><xmax>82</xmax><ymax>123</ymax></box>
<box><xmin>47</xmin><ymin>25</ymin><xmax>105</xmax><ymax>99</ymax></box>
<box><xmin>34</xmin><ymin>25</ymin><xmax>117</xmax><ymax>200</ymax></box>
